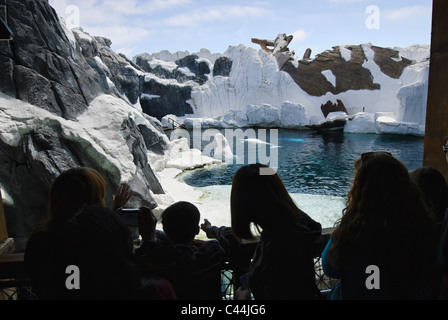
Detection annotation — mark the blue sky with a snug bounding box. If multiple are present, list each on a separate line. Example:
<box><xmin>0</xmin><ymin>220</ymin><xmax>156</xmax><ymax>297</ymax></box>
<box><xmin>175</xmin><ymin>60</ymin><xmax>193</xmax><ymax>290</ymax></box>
<box><xmin>49</xmin><ymin>0</ymin><xmax>433</xmax><ymax>59</ymax></box>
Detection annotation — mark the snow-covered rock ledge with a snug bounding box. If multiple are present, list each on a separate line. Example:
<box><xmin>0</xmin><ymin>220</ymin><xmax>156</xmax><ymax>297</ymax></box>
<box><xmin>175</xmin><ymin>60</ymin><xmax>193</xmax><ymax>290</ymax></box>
<box><xmin>345</xmin><ymin>112</ymin><xmax>425</xmax><ymax>136</ymax></box>
<box><xmin>146</xmin><ymin>135</ymin><xmax>226</xmax><ymax>222</ymax></box>
<box><xmin>161</xmin><ymin>107</ymin><xmax>426</xmax><ymax>137</ymax></box>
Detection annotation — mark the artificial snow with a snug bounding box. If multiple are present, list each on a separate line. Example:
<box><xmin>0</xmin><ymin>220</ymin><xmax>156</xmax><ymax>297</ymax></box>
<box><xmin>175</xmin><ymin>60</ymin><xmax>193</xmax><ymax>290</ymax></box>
<box><xmin>1</xmin><ymin>41</ymin><xmax>432</xmax><ymax>236</ymax></box>
<box><xmin>322</xmin><ymin>70</ymin><xmax>337</xmax><ymax>87</ymax></box>
<box><xmin>172</xmin><ymin>43</ymin><xmax>429</xmax><ymax>136</ymax></box>
<box><xmin>0</xmin><ymin>92</ymin><xmax>168</xmax><ymax>185</ymax></box>
<box><xmin>149</xmin><ymin>152</ymin><xmax>344</xmax><ymax>236</ymax></box>
<box><xmin>339</xmin><ymin>45</ymin><xmax>352</xmax><ymax>62</ymax></box>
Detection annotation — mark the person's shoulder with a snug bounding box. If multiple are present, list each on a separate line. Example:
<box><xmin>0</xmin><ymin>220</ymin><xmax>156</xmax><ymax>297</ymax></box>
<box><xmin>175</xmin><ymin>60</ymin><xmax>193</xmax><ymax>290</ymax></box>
<box><xmin>189</xmin><ymin>239</ymin><xmax>227</xmax><ymax>256</ymax></box>
<box><xmin>26</xmin><ymin>226</ymin><xmax>55</xmax><ymax>250</ymax></box>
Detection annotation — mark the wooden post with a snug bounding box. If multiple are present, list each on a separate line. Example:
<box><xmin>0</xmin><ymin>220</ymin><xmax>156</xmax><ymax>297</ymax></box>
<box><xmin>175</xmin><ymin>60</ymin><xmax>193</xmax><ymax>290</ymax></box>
<box><xmin>0</xmin><ymin>189</ymin><xmax>7</xmax><ymax>243</ymax></box>
<box><xmin>423</xmin><ymin>0</ymin><xmax>448</xmax><ymax>179</ymax></box>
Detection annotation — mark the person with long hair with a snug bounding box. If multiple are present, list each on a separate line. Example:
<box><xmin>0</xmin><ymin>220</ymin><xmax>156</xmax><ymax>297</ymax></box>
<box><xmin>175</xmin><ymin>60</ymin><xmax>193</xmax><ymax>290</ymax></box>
<box><xmin>230</xmin><ymin>163</ymin><xmax>323</xmax><ymax>300</ymax></box>
<box><xmin>25</xmin><ymin>167</ymin><xmax>108</xmax><ymax>298</ymax></box>
<box><xmin>322</xmin><ymin>152</ymin><xmax>439</xmax><ymax>299</ymax></box>
<box><xmin>24</xmin><ymin>167</ymin><xmax>175</xmax><ymax>300</ymax></box>
<box><xmin>45</xmin><ymin>167</ymin><xmax>107</xmax><ymax>227</ymax></box>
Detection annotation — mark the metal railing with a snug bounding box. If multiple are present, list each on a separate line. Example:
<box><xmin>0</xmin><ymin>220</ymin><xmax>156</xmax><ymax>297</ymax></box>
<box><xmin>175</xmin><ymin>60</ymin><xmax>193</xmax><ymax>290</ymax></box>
<box><xmin>0</xmin><ymin>279</ymin><xmax>37</xmax><ymax>300</ymax></box>
<box><xmin>165</xmin><ymin>117</ymin><xmax>187</xmax><ymax>131</ymax></box>
<box><xmin>220</xmin><ymin>256</ymin><xmax>337</xmax><ymax>300</ymax></box>
<box><xmin>0</xmin><ymin>229</ymin><xmax>335</xmax><ymax>300</ymax></box>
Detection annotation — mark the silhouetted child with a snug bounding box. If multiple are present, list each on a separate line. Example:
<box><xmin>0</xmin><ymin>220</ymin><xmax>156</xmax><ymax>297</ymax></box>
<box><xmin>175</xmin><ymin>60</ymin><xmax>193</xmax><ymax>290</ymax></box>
<box><xmin>135</xmin><ymin>201</ymin><xmax>238</xmax><ymax>300</ymax></box>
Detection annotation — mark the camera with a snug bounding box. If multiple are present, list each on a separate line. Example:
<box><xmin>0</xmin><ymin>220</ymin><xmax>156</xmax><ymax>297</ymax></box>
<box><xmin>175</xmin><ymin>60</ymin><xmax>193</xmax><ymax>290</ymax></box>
<box><xmin>121</xmin><ymin>208</ymin><xmax>139</xmax><ymax>227</ymax></box>
<box><xmin>120</xmin><ymin>202</ymin><xmax>158</xmax><ymax>228</ymax></box>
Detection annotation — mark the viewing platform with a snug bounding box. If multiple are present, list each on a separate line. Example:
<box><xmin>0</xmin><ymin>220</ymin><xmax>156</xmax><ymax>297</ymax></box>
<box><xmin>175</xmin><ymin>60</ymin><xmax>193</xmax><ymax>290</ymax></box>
<box><xmin>0</xmin><ymin>228</ymin><xmax>335</xmax><ymax>300</ymax></box>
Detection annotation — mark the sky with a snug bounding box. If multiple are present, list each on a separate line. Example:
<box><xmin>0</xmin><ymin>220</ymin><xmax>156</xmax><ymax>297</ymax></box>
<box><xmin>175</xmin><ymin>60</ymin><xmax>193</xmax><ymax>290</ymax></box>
<box><xmin>48</xmin><ymin>0</ymin><xmax>433</xmax><ymax>60</ymax></box>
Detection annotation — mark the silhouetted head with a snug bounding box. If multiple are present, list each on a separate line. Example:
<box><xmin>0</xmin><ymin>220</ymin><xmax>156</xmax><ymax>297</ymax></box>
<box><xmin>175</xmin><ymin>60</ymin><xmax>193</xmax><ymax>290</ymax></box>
<box><xmin>231</xmin><ymin>163</ymin><xmax>306</xmax><ymax>240</ymax></box>
<box><xmin>348</xmin><ymin>152</ymin><xmax>429</xmax><ymax>225</ymax></box>
<box><xmin>48</xmin><ymin>167</ymin><xmax>106</xmax><ymax>227</ymax></box>
<box><xmin>410</xmin><ymin>166</ymin><xmax>448</xmax><ymax>223</ymax></box>
<box><xmin>162</xmin><ymin>201</ymin><xmax>200</xmax><ymax>245</ymax></box>
<box><xmin>330</xmin><ymin>152</ymin><xmax>435</xmax><ymax>268</ymax></box>
<box><xmin>52</xmin><ymin>205</ymin><xmax>137</xmax><ymax>299</ymax></box>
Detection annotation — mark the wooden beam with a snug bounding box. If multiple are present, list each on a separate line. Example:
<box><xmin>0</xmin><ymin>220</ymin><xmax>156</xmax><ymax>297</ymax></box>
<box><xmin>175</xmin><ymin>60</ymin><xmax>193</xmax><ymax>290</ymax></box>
<box><xmin>0</xmin><ymin>253</ymin><xmax>26</xmax><ymax>280</ymax></box>
<box><xmin>0</xmin><ymin>238</ymin><xmax>14</xmax><ymax>255</ymax></box>
<box><xmin>0</xmin><ymin>189</ymin><xmax>8</xmax><ymax>243</ymax></box>
<box><xmin>423</xmin><ymin>0</ymin><xmax>448</xmax><ymax>179</ymax></box>
<box><xmin>251</xmin><ymin>38</ymin><xmax>275</xmax><ymax>53</ymax></box>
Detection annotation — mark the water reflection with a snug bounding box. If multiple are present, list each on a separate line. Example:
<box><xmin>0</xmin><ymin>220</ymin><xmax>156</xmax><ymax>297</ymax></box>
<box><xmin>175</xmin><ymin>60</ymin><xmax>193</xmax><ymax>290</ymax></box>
<box><xmin>183</xmin><ymin>129</ymin><xmax>424</xmax><ymax>198</ymax></box>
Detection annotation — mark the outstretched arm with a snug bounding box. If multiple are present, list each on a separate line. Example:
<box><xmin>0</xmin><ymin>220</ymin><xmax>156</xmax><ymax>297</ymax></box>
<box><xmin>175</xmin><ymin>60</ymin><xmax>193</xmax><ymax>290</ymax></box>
<box><xmin>200</xmin><ymin>219</ymin><xmax>239</xmax><ymax>253</ymax></box>
<box><xmin>112</xmin><ymin>183</ymin><xmax>134</xmax><ymax>211</ymax></box>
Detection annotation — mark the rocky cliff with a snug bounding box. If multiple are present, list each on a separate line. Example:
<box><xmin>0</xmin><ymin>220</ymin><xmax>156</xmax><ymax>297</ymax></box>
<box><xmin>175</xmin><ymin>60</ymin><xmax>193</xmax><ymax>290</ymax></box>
<box><xmin>0</xmin><ymin>0</ymin><xmax>167</xmax><ymax>245</ymax></box>
<box><xmin>0</xmin><ymin>0</ymin><xmax>431</xmax><ymax>246</ymax></box>
<box><xmin>184</xmin><ymin>43</ymin><xmax>429</xmax><ymax>135</ymax></box>
<box><xmin>131</xmin><ymin>42</ymin><xmax>428</xmax><ymax>135</ymax></box>
<box><xmin>281</xmin><ymin>45</ymin><xmax>412</xmax><ymax>97</ymax></box>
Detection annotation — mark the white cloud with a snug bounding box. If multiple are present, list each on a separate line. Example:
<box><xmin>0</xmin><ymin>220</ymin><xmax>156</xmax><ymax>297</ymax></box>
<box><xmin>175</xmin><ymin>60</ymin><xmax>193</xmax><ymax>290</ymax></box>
<box><xmin>48</xmin><ymin>0</ymin><xmax>433</xmax><ymax>58</ymax></box>
<box><xmin>86</xmin><ymin>25</ymin><xmax>152</xmax><ymax>47</ymax></box>
<box><xmin>50</xmin><ymin>0</ymin><xmax>194</xmax><ymax>26</ymax></box>
<box><xmin>289</xmin><ymin>29</ymin><xmax>310</xmax><ymax>57</ymax></box>
<box><xmin>100</xmin><ymin>0</ymin><xmax>193</xmax><ymax>15</ymax></box>
<box><xmin>291</xmin><ymin>29</ymin><xmax>308</xmax><ymax>43</ymax></box>
<box><xmin>327</xmin><ymin>0</ymin><xmax>369</xmax><ymax>3</ymax></box>
<box><xmin>115</xmin><ymin>46</ymin><xmax>137</xmax><ymax>58</ymax></box>
<box><xmin>162</xmin><ymin>5</ymin><xmax>271</xmax><ymax>28</ymax></box>
<box><xmin>384</xmin><ymin>5</ymin><xmax>432</xmax><ymax>21</ymax></box>
<box><xmin>49</xmin><ymin>0</ymin><xmax>194</xmax><ymax>56</ymax></box>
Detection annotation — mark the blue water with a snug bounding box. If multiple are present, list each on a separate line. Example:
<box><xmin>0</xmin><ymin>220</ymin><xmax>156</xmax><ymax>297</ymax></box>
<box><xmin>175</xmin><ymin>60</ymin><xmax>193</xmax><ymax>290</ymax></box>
<box><xmin>182</xmin><ymin>129</ymin><xmax>425</xmax><ymax>198</ymax></box>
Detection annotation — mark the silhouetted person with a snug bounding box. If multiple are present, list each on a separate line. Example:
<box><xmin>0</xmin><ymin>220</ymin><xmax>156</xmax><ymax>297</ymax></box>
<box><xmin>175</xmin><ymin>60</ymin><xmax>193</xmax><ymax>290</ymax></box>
<box><xmin>410</xmin><ymin>167</ymin><xmax>448</xmax><ymax>299</ymax></box>
<box><xmin>135</xmin><ymin>201</ymin><xmax>238</xmax><ymax>300</ymax></box>
<box><xmin>322</xmin><ymin>152</ymin><xmax>438</xmax><ymax>299</ymax></box>
<box><xmin>410</xmin><ymin>167</ymin><xmax>448</xmax><ymax>232</ymax></box>
<box><xmin>439</xmin><ymin>206</ymin><xmax>448</xmax><ymax>299</ymax></box>
<box><xmin>25</xmin><ymin>167</ymin><xmax>175</xmax><ymax>300</ymax></box>
<box><xmin>230</xmin><ymin>164</ymin><xmax>323</xmax><ymax>300</ymax></box>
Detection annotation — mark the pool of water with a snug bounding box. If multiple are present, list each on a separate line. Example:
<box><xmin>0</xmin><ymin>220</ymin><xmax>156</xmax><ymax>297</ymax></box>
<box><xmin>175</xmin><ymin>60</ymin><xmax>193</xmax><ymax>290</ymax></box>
<box><xmin>181</xmin><ymin>129</ymin><xmax>425</xmax><ymax>198</ymax></box>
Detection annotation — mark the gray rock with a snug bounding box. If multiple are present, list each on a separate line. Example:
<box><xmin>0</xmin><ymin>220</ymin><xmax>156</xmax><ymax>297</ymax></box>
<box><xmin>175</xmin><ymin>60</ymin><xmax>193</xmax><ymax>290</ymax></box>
<box><xmin>321</xmin><ymin>100</ymin><xmax>348</xmax><ymax>118</ymax></box>
<box><xmin>213</xmin><ymin>56</ymin><xmax>232</xmax><ymax>77</ymax></box>
<box><xmin>0</xmin><ymin>0</ymin><xmax>168</xmax><ymax>242</ymax></box>
<box><xmin>120</xmin><ymin>118</ymin><xmax>164</xmax><ymax>204</ymax></box>
<box><xmin>13</xmin><ymin>65</ymin><xmax>63</xmax><ymax>116</ymax></box>
<box><xmin>0</xmin><ymin>55</ymin><xmax>16</xmax><ymax>97</ymax></box>
<box><xmin>303</xmin><ymin>48</ymin><xmax>312</xmax><ymax>60</ymax></box>
<box><xmin>134</xmin><ymin>55</ymin><xmax>196</xmax><ymax>84</ymax></box>
<box><xmin>141</xmin><ymin>77</ymin><xmax>194</xmax><ymax>120</ymax></box>
<box><xmin>175</xmin><ymin>54</ymin><xmax>210</xmax><ymax>85</ymax></box>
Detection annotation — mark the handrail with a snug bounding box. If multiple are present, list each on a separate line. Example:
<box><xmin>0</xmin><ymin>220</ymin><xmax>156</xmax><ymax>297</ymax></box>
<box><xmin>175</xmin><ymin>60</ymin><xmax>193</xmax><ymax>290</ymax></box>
<box><xmin>0</xmin><ymin>189</ymin><xmax>8</xmax><ymax>243</ymax></box>
<box><xmin>0</xmin><ymin>228</ymin><xmax>335</xmax><ymax>300</ymax></box>
<box><xmin>166</xmin><ymin>117</ymin><xmax>187</xmax><ymax>130</ymax></box>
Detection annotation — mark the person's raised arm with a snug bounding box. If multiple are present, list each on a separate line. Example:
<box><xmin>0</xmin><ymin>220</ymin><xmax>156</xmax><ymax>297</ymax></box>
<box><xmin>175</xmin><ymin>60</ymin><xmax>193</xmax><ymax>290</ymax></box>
<box><xmin>112</xmin><ymin>184</ymin><xmax>134</xmax><ymax>212</ymax></box>
<box><xmin>138</xmin><ymin>207</ymin><xmax>157</xmax><ymax>242</ymax></box>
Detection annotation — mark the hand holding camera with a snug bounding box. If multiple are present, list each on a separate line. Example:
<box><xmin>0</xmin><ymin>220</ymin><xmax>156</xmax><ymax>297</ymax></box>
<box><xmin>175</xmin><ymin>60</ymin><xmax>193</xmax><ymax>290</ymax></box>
<box><xmin>113</xmin><ymin>184</ymin><xmax>158</xmax><ymax>241</ymax></box>
<box><xmin>138</xmin><ymin>207</ymin><xmax>157</xmax><ymax>241</ymax></box>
